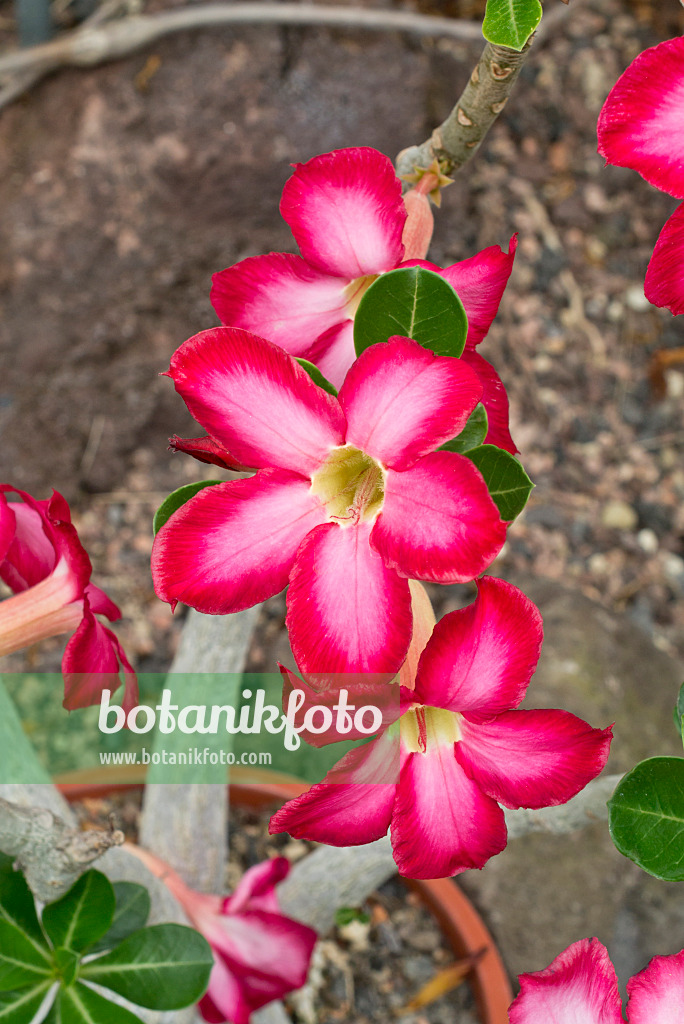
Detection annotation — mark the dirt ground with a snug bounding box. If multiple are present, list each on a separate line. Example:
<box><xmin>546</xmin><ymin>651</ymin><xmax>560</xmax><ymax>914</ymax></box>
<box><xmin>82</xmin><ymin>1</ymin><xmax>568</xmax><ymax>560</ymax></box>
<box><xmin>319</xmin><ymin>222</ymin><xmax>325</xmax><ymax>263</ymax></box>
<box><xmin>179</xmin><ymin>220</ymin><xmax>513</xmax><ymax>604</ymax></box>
<box><xmin>1</xmin><ymin>0</ymin><xmax>684</xmax><ymax>668</ymax></box>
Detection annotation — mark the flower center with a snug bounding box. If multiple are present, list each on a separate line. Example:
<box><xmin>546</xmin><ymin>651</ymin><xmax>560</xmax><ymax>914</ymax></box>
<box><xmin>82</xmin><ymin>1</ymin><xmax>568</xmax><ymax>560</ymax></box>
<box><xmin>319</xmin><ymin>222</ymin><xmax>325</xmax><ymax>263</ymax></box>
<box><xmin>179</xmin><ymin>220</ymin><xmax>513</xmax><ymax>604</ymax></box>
<box><xmin>343</xmin><ymin>274</ymin><xmax>380</xmax><ymax>318</ymax></box>
<box><xmin>311</xmin><ymin>445</ymin><xmax>385</xmax><ymax>526</ymax></box>
<box><xmin>401</xmin><ymin>705</ymin><xmax>462</xmax><ymax>754</ymax></box>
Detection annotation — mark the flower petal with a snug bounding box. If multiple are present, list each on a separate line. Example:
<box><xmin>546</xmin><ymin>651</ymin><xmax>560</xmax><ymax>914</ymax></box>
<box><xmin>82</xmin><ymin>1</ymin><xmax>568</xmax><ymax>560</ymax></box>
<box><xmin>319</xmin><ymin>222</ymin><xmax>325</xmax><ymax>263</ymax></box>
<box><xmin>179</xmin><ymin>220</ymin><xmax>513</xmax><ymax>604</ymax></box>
<box><xmin>371</xmin><ymin>453</ymin><xmax>506</xmax><ymax>584</ymax></box>
<box><xmin>509</xmin><ymin>938</ymin><xmax>623</xmax><ymax>1024</ymax></box>
<box><xmin>62</xmin><ymin>597</ymin><xmax>138</xmax><ymax>715</ymax></box>
<box><xmin>287</xmin><ymin>521</ymin><xmax>411</xmax><ymax>675</ymax></box>
<box><xmin>0</xmin><ymin>494</ymin><xmax>15</xmax><ymax>564</ymax></box>
<box><xmin>456</xmin><ymin>710</ymin><xmax>612</xmax><ymax>810</ymax></box>
<box><xmin>210</xmin><ymin>252</ymin><xmax>350</xmax><ymax>353</ymax></box>
<box><xmin>391</xmin><ymin>742</ymin><xmax>506</xmax><ymax>877</ymax></box>
<box><xmin>84</xmin><ymin>582</ymin><xmax>121</xmax><ymax>621</ymax></box>
<box><xmin>303</xmin><ymin>319</ymin><xmax>356</xmax><ymax>390</ymax></box>
<box><xmin>167</xmin><ymin>328</ymin><xmax>345</xmax><ymax>476</ymax></box>
<box><xmin>0</xmin><ymin>487</ymin><xmax>90</xmax><ymax>594</ymax></box>
<box><xmin>280</xmin><ymin>147</ymin><xmax>406</xmax><ymax>278</ymax></box>
<box><xmin>338</xmin><ymin>336</ymin><xmax>482</xmax><ymax>470</ymax></box>
<box><xmin>269</xmin><ymin>728</ymin><xmax>398</xmax><ymax>845</ymax></box>
<box><xmin>169</xmin><ymin>435</ymin><xmax>251</xmax><ymax>472</ymax></box>
<box><xmin>415</xmin><ymin>576</ymin><xmax>542</xmax><ymax>718</ymax></box>
<box><xmin>404</xmin><ymin>235</ymin><xmax>517</xmax><ymax>350</ymax></box>
<box><xmin>227</xmin><ymin>857</ymin><xmax>290</xmax><ymax>917</ymax></box>
<box><xmin>597</xmin><ymin>37</ymin><xmax>684</xmax><ymax>200</ymax></box>
<box><xmin>644</xmin><ymin>202</ymin><xmax>684</xmax><ymax>316</ymax></box>
<box><xmin>460</xmin><ymin>348</ymin><xmax>517</xmax><ymax>454</ymax></box>
<box><xmin>152</xmin><ymin>471</ymin><xmax>327</xmax><ymax>614</ymax></box>
<box><xmin>627</xmin><ymin>948</ymin><xmax>684</xmax><ymax>1024</ymax></box>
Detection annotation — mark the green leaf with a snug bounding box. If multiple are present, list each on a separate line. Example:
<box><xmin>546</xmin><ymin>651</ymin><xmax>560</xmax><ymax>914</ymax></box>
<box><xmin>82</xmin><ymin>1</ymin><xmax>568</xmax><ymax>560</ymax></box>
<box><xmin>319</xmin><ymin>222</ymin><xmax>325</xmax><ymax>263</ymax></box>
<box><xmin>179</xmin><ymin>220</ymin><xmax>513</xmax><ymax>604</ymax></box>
<box><xmin>609</xmin><ymin>757</ymin><xmax>684</xmax><ymax>880</ymax></box>
<box><xmin>153</xmin><ymin>481</ymin><xmax>222</xmax><ymax>536</ymax></box>
<box><xmin>354</xmin><ymin>267</ymin><xmax>468</xmax><ymax>359</ymax></box>
<box><xmin>41</xmin><ymin>871</ymin><xmax>115</xmax><ymax>955</ymax></box>
<box><xmin>0</xmin><ymin>857</ymin><xmax>49</xmax><ymax>953</ymax></box>
<box><xmin>440</xmin><ymin>404</ymin><xmax>488</xmax><ymax>454</ymax></box>
<box><xmin>90</xmin><ymin>884</ymin><xmax>151</xmax><ymax>955</ymax></box>
<box><xmin>674</xmin><ymin>682</ymin><xmax>684</xmax><ymax>743</ymax></box>
<box><xmin>0</xmin><ymin>921</ymin><xmax>52</xmax><ymax>991</ymax></box>
<box><xmin>0</xmin><ymin>983</ymin><xmax>52</xmax><ymax>1023</ymax></box>
<box><xmin>466</xmin><ymin>445</ymin><xmax>533</xmax><ymax>520</ymax></box>
<box><xmin>335</xmin><ymin>906</ymin><xmax>370</xmax><ymax>928</ymax></box>
<box><xmin>80</xmin><ymin>924</ymin><xmax>213</xmax><ymax>1010</ymax></box>
<box><xmin>482</xmin><ymin>0</ymin><xmax>542</xmax><ymax>51</ymax></box>
<box><xmin>296</xmin><ymin>359</ymin><xmax>338</xmax><ymax>396</ymax></box>
<box><xmin>53</xmin><ymin>949</ymin><xmax>79</xmax><ymax>988</ymax></box>
<box><xmin>44</xmin><ymin>983</ymin><xmax>144</xmax><ymax>1024</ymax></box>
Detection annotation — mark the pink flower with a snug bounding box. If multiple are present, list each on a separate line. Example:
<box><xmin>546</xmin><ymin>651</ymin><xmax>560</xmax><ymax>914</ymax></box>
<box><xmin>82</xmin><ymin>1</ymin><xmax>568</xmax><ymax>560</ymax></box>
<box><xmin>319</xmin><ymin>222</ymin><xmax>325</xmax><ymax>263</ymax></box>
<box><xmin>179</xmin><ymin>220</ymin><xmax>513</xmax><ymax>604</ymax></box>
<box><xmin>0</xmin><ymin>486</ymin><xmax>137</xmax><ymax>713</ymax></box>
<box><xmin>598</xmin><ymin>38</ymin><xmax>684</xmax><ymax>314</ymax></box>
<box><xmin>152</xmin><ymin>330</ymin><xmax>506</xmax><ymax>676</ymax></box>
<box><xmin>269</xmin><ymin>577</ymin><xmax>612</xmax><ymax>879</ymax></box>
<box><xmin>509</xmin><ymin>937</ymin><xmax>684</xmax><ymax>1023</ymax></box>
<box><xmin>209</xmin><ymin>147</ymin><xmax>518</xmax><ymax>451</ymax></box>
<box><xmin>132</xmin><ymin>849</ymin><xmax>317</xmax><ymax>1024</ymax></box>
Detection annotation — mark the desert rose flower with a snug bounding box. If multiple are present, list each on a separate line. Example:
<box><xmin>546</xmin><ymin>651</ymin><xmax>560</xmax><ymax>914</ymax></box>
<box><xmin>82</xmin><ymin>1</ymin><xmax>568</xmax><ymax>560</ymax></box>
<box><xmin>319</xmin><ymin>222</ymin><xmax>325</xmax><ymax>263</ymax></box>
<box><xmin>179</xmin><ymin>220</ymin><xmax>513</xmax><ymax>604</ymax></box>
<box><xmin>509</xmin><ymin>937</ymin><xmax>684</xmax><ymax>1023</ymax></box>
<box><xmin>152</xmin><ymin>329</ymin><xmax>506</xmax><ymax>677</ymax></box>
<box><xmin>269</xmin><ymin>577</ymin><xmax>612</xmax><ymax>878</ymax></box>
<box><xmin>0</xmin><ymin>486</ymin><xmax>137</xmax><ymax>713</ymax></box>
<box><xmin>210</xmin><ymin>147</ymin><xmax>518</xmax><ymax>450</ymax></box>
<box><xmin>598</xmin><ymin>38</ymin><xmax>684</xmax><ymax>314</ymax></box>
<box><xmin>131</xmin><ymin>849</ymin><xmax>317</xmax><ymax>1024</ymax></box>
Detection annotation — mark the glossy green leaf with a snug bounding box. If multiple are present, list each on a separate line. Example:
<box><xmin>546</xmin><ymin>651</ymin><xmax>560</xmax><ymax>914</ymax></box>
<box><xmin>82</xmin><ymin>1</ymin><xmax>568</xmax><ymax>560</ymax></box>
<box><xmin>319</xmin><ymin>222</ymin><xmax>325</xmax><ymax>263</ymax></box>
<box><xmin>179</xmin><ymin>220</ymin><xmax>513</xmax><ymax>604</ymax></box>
<box><xmin>44</xmin><ymin>983</ymin><xmax>144</xmax><ymax>1024</ymax></box>
<box><xmin>674</xmin><ymin>682</ymin><xmax>684</xmax><ymax>743</ymax></box>
<box><xmin>53</xmin><ymin>949</ymin><xmax>79</xmax><ymax>988</ymax></box>
<box><xmin>296</xmin><ymin>359</ymin><xmax>338</xmax><ymax>396</ymax></box>
<box><xmin>609</xmin><ymin>757</ymin><xmax>684</xmax><ymax>880</ymax></box>
<box><xmin>0</xmin><ymin>921</ymin><xmax>52</xmax><ymax>991</ymax></box>
<box><xmin>440</xmin><ymin>404</ymin><xmax>488</xmax><ymax>454</ymax></box>
<box><xmin>41</xmin><ymin>871</ymin><xmax>114</xmax><ymax>955</ymax></box>
<box><xmin>90</xmin><ymin>884</ymin><xmax>151</xmax><ymax>955</ymax></box>
<box><xmin>466</xmin><ymin>445</ymin><xmax>533</xmax><ymax>520</ymax></box>
<box><xmin>354</xmin><ymin>267</ymin><xmax>468</xmax><ymax>359</ymax></box>
<box><xmin>0</xmin><ymin>856</ymin><xmax>49</xmax><ymax>952</ymax></box>
<box><xmin>482</xmin><ymin>0</ymin><xmax>542</xmax><ymax>50</ymax></box>
<box><xmin>80</xmin><ymin>924</ymin><xmax>213</xmax><ymax>1010</ymax></box>
<box><xmin>153</xmin><ymin>481</ymin><xmax>222</xmax><ymax>536</ymax></box>
<box><xmin>0</xmin><ymin>983</ymin><xmax>52</xmax><ymax>1023</ymax></box>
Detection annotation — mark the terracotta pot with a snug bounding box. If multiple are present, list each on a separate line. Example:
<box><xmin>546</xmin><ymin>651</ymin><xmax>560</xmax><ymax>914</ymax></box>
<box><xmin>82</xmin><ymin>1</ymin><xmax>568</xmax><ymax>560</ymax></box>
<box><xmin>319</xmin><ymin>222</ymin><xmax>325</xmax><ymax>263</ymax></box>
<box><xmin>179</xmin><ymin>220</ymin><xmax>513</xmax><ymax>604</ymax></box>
<box><xmin>57</xmin><ymin>773</ymin><xmax>512</xmax><ymax>1024</ymax></box>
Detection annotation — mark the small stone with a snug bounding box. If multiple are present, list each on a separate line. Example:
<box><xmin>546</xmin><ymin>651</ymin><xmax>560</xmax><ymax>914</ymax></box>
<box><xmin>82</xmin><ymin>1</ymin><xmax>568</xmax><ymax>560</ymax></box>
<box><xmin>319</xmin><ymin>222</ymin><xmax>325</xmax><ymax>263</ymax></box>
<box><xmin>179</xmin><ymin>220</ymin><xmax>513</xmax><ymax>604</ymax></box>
<box><xmin>663</xmin><ymin>553</ymin><xmax>684</xmax><ymax>593</ymax></box>
<box><xmin>624</xmin><ymin>285</ymin><xmax>651</xmax><ymax>312</ymax></box>
<box><xmin>601</xmin><ymin>500</ymin><xmax>638</xmax><ymax>531</ymax></box>
<box><xmin>637</xmin><ymin>528</ymin><xmax>658</xmax><ymax>555</ymax></box>
<box><xmin>337</xmin><ymin>918</ymin><xmax>371</xmax><ymax>952</ymax></box>
<box><xmin>665</xmin><ymin>370</ymin><xmax>684</xmax><ymax>400</ymax></box>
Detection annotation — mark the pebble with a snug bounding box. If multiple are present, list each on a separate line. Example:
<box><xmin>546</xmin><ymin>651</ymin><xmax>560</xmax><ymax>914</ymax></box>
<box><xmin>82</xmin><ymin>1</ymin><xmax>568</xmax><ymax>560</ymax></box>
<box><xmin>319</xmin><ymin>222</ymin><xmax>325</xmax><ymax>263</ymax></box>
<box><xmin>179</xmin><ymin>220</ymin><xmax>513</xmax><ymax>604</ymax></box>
<box><xmin>663</xmin><ymin>553</ymin><xmax>684</xmax><ymax>594</ymax></box>
<box><xmin>601</xmin><ymin>500</ymin><xmax>638</xmax><ymax>531</ymax></box>
<box><xmin>624</xmin><ymin>285</ymin><xmax>651</xmax><ymax>312</ymax></box>
<box><xmin>637</xmin><ymin>528</ymin><xmax>659</xmax><ymax>555</ymax></box>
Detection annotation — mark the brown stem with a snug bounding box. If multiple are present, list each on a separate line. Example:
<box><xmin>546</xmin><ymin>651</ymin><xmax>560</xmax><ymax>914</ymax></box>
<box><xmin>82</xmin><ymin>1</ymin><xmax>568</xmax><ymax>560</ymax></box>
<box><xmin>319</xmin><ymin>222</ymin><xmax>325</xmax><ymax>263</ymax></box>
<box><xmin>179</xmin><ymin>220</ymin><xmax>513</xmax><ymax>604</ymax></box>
<box><xmin>396</xmin><ymin>38</ymin><xmax>533</xmax><ymax>178</ymax></box>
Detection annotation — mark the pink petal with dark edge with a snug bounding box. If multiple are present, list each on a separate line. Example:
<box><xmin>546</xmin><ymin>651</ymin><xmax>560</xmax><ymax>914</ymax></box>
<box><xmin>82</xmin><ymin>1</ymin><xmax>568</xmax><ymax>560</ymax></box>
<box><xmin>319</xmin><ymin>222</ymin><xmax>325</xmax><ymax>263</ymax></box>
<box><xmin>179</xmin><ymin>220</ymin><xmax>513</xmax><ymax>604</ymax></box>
<box><xmin>414</xmin><ymin>576</ymin><xmax>542</xmax><ymax>719</ymax></box>
<box><xmin>152</xmin><ymin>471</ymin><xmax>327</xmax><ymax>615</ymax></box>
<box><xmin>391</xmin><ymin>742</ymin><xmax>506</xmax><ymax>878</ymax></box>
<box><xmin>460</xmin><ymin>348</ymin><xmax>517</xmax><ymax>453</ymax></box>
<box><xmin>509</xmin><ymin>938</ymin><xmax>623</xmax><ymax>1024</ymax></box>
<box><xmin>338</xmin><ymin>336</ymin><xmax>482</xmax><ymax>471</ymax></box>
<box><xmin>598</xmin><ymin>37</ymin><xmax>684</xmax><ymax>200</ymax></box>
<box><xmin>169</xmin><ymin>435</ymin><xmax>251</xmax><ymax>472</ymax></box>
<box><xmin>371</xmin><ymin>452</ymin><xmax>506</xmax><ymax>584</ymax></box>
<box><xmin>269</xmin><ymin>728</ymin><xmax>398</xmax><ymax>845</ymax></box>
<box><xmin>167</xmin><ymin>328</ymin><xmax>345</xmax><ymax>477</ymax></box>
<box><xmin>280</xmin><ymin>147</ymin><xmax>406</xmax><ymax>278</ymax></box>
<box><xmin>644</xmin><ymin>202</ymin><xmax>684</xmax><ymax>315</ymax></box>
<box><xmin>62</xmin><ymin>597</ymin><xmax>138</xmax><ymax>715</ymax></box>
<box><xmin>627</xmin><ymin>948</ymin><xmax>684</xmax><ymax>1024</ymax></box>
<box><xmin>227</xmin><ymin>857</ymin><xmax>290</xmax><ymax>916</ymax></box>
<box><xmin>456</xmin><ymin>709</ymin><xmax>612</xmax><ymax>810</ymax></box>
<box><xmin>210</xmin><ymin>252</ymin><xmax>350</xmax><ymax>353</ymax></box>
<box><xmin>286</xmin><ymin>520</ymin><xmax>411</xmax><ymax>675</ymax></box>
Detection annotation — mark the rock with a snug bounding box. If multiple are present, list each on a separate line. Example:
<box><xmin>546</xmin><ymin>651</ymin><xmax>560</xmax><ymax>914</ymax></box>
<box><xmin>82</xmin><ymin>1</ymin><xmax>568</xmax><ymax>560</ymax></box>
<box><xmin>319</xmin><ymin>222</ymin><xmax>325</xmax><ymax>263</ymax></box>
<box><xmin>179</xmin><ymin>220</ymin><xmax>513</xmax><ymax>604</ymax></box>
<box><xmin>601</xmin><ymin>499</ymin><xmax>638</xmax><ymax>531</ymax></box>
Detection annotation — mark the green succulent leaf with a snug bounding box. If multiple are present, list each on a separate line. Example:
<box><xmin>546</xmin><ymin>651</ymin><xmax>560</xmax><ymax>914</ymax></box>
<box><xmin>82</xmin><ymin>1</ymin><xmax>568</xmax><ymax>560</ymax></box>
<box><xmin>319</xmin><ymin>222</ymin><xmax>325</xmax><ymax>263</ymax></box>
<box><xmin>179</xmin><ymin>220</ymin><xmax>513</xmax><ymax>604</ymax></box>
<box><xmin>609</xmin><ymin>757</ymin><xmax>684</xmax><ymax>880</ymax></box>
<box><xmin>41</xmin><ymin>871</ymin><xmax>115</xmax><ymax>955</ymax></box>
<box><xmin>482</xmin><ymin>0</ymin><xmax>542</xmax><ymax>51</ymax></box>
<box><xmin>440</xmin><ymin>404</ymin><xmax>488</xmax><ymax>454</ymax></box>
<box><xmin>90</xmin><ymin>884</ymin><xmax>151</xmax><ymax>955</ymax></box>
<box><xmin>79</xmin><ymin>924</ymin><xmax>213</xmax><ymax>1010</ymax></box>
<box><xmin>53</xmin><ymin>949</ymin><xmax>79</xmax><ymax>988</ymax></box>
<box><xmin>0</xmin><ymin>921</ymin><xmax>52</xmax><ymax>991</ymax></box>
<box><xmin>44</xmin><ymin>983</ymin><xmax>145</xmax><ymax>1024</ymax></box>
<box><xmin>0</xmin><ymin>855</ymin><xmax>49</xmax><ymax>952</ymax></box>
<box><xmin>466</xmin><ymin>444</ymin><xmax>533</xmax><ymax>520</ymax></box>
<box><xmin>0</xmin><ymin>982</ymin><xmax>52</xmax><ymax>1023</ymax></box>
<box><xmin>353</xmin><ymin>267</ymin><xmax>468</xmax><ymax>359</ymax></box>
<box><xmin>296</xmin><ymin>359</ymin><xmax>338</xmax><ymax>396</ymax></box>
<box><xmin>153</xmin><ymin>480</ymin><xmax>223</xmax><ymax>536</ymax></box>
